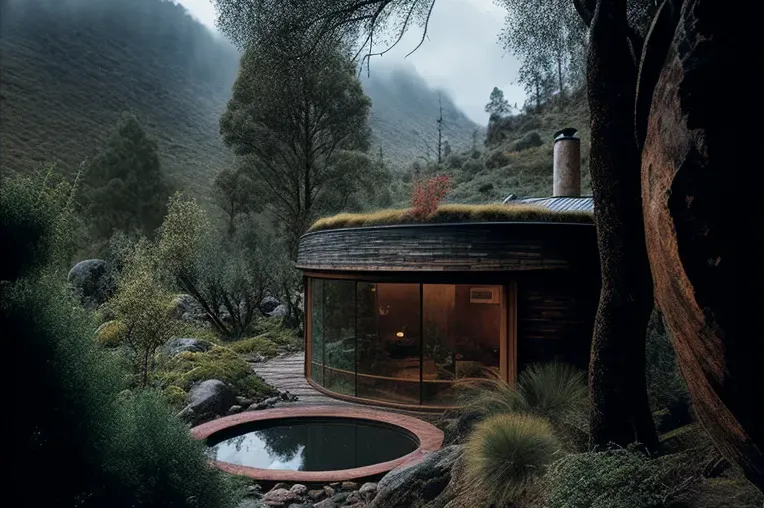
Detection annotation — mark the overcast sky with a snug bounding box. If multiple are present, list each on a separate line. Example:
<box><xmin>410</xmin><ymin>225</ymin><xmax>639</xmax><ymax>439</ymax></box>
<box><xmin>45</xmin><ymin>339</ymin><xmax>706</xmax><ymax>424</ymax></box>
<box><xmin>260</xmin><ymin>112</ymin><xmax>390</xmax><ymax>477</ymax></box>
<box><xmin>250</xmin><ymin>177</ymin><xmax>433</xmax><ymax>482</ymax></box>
<box><xmin>176</xmin><ymin>0</ymin><xmax>524</xmax><ymax>125</ymax></box>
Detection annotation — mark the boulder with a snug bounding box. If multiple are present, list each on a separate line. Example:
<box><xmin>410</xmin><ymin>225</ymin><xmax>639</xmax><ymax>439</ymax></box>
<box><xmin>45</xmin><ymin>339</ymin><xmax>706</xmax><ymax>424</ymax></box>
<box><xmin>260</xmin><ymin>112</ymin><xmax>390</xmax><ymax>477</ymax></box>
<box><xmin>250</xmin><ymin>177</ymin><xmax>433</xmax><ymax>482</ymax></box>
<box><xmin>163</xmin><ymin>337</ymin><xmax>212</xmax><ymax>358</ymax></box>
<box><xmin>227</xmin><ymin>405</ymin><xmax>243</xmax><ymax>414</ymax></box>
<box><xmin>289</xmin><ymin>484</ymin><xmax>307</xmax><ymax>497</ymax></box>
<box><xmin>68</xmin><ymin>259</ymin><xmax>113</xmax><ymax>309</ymax></box>
<box><xmin>341</xmin><ymin>481</ymin><xmax>359</xmax><ymax>491</ymax></box>
<box><xmin>170</xmin><ymin>294</ymin><xmax>206</xmax><ymax>321</ymax></box>
<box><xmin>508</xmin><ymin>131</ymin><xmax>543</xmax><ymax>152</ymax></box>
<box><xmin>307</xmin><ymin>489</ymin><xmax>326</xmax><ymax>501</ymax></box>
<box><xmin>177</xmin><ymin>380</ymin><xmax>235</xmax><ymax>425</ymax></box>
<box><xmin>237</xmin><ymin>499</ymin><xmax>268</xmax><ymax>508</ymax></box>
<box><xmin>268</xmin><ymin>304</ymin><xmax>288</xmax><ymax>318</ymax></box>
<box><xmin>262</xmin><ymin>488</ymin><xmax>298</xmax><ymax>507</ymax></box>
<box><xmin>369</xmin><ymin>446</ymin><xmax>462</xmax><ymax>508</ymax></box>
<box><xmin>259</xmin><ymin>296</ymin><xmax>281</xmax><ymax>315</ymax></box>
<box><xmin>313</xmin><ymin>499</ymin><xmax>337</xmax><ymax>508</ymax></box>
<box><xmin>359</xmin><ymin>483</ymin><xmax>378</xmax><ymax>502</ymax></box>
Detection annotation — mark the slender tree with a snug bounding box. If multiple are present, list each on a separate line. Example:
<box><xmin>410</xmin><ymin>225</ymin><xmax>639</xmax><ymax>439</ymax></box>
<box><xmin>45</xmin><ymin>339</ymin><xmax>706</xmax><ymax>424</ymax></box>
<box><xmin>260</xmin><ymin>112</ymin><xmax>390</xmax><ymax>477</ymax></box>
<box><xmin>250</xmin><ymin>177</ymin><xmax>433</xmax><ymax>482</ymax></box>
<box><xmin>219</xmin><ymin>33</ymin><xmax>371</xmax><ymax>255</ymax></box>
<box><xmin>213</xmin><ymin>167</ymin><xmax>258</xmax><ymax>237</ymax></box>
<box><xmin>484</xmin><ymin>87</ymin><xmax>511</xmax><ymax>117</ymax></box>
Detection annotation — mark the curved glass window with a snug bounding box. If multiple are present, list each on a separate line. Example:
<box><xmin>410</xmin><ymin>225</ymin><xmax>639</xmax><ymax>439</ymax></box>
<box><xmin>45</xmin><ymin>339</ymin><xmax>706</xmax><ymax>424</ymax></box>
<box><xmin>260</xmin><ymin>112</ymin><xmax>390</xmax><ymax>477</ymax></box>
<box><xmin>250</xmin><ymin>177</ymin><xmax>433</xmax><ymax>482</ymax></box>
<box><xmin>308</xmin><ymin>278</ymin><xmax>504</xmax><ymax>407</ymax></box>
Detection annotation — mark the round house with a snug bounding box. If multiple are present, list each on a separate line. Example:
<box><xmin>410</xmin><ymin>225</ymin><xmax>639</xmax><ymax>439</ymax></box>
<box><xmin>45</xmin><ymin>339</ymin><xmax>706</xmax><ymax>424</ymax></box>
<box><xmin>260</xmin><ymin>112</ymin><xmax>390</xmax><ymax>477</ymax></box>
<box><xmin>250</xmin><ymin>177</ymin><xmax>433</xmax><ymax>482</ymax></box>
<box><xmin>297</xmin><ymin>129</ymin><xmax>600</xmax><ymax>410</ymax></box>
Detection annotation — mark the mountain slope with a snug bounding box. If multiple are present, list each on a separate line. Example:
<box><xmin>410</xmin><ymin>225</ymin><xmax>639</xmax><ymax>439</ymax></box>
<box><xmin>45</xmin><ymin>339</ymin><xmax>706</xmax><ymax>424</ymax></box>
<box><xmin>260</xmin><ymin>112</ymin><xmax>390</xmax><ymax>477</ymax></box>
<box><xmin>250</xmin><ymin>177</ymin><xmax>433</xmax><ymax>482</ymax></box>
<box><xmin>0</xmin><ymin>0</ymin><xmax>239</xmax><ymax>194</ymax></box>
<box><xmin>0</xmin><ymin>0</ymin><xmax>479</xmax><ymax>195</ymax></box>
<box><xmin>361</xmin><ymin>66</ymin><xmax>479</xmax><ymax>169</ymax></box>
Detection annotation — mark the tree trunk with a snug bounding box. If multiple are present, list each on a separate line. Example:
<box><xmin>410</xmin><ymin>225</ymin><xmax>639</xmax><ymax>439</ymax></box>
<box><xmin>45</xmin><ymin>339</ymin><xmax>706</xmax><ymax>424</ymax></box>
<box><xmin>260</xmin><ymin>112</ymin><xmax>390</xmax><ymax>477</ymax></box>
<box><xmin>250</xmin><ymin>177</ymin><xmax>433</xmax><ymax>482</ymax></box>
<box><xmin>641</xmin><ymin>0</ymin><xmax>763</xmax><ymax>490</ymax></box>
<box><xmin>586</xmin><ymin>0</ymin><xmax>658</xmax><ymax>452</ymax></box>
<box><xmin>557</xmin><ymin>54</ymin><xmax>564</xmax><ymax>99</ymax></box>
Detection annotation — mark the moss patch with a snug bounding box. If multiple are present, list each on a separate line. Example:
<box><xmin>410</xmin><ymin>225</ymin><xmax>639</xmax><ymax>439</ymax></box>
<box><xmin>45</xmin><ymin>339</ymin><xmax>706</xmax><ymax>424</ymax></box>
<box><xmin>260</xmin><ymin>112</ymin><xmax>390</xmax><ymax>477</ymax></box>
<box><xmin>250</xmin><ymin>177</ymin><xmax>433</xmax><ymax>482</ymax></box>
<box><xmin>252</xmin><ymin>317</ymin><xmax>303</xmax><ymax>350</ymax></box>
<box><xmin>309</xmin><ymin>203</ymin><xmax>592</xmax><ymax>232</ymax></box>
<box><xmin>160</xmin><ymin>345</ymin><xmax>275</xmax><ymax>400</ymax></box>
<box><xmin>94</xmin><ymin>320</ymin><xmax>126</xmax><ymax>348</ymax></box>
<box><xmin>229</xmin><ymin>336</ymin><xmax>279</xmax><ymax>357</ymax></box>
<box><xmin>162</xmin><ymin>385</ymin><xmax>188</xmax><ymax>410</ymax></box>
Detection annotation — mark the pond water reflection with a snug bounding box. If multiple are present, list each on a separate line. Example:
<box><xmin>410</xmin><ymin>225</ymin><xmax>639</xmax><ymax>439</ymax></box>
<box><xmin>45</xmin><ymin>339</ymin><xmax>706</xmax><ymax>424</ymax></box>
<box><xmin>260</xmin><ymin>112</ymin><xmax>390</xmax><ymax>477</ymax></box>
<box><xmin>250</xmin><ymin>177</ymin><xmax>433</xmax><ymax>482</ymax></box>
<box><xmin>206</xmin><ymin>418</ymin><xmax>418</xmax><ymax>471</ymax></box>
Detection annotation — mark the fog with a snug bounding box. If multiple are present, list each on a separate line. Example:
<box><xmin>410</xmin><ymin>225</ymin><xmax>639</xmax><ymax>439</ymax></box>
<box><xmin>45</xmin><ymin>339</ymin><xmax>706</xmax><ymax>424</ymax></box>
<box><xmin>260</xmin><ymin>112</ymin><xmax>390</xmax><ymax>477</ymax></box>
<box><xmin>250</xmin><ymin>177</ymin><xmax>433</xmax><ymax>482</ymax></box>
<box><xmin>177</xmin><ymin>0</ymin><xmax>524</xmax><ymax>125</ymax></box>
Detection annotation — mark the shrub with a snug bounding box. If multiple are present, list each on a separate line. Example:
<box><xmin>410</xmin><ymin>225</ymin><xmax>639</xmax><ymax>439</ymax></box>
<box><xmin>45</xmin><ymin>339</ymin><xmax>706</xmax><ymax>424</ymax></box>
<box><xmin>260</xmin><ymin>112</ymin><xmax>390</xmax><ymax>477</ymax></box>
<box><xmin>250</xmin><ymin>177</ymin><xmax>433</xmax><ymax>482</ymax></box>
<box><xmin>253</xmin><ymin>316</ymin><xmax>302</xmax><ymax>349</ymax></box>
<box><xmin>229</xmin><ymin>335</ymin><xmax>279</xmax><ymax>357</ymax></box>
<box><xmin>509</xmin><ymin>131</ymin><xmax>543</xmax><ymax>152</ymax></box>
<box><xmin>111</xmin><ymin>244</ymin><xmax>179</xmax><ymax>386</ymax></box>
<box><xmin>544</xmin><ymin>447</ymin><xmax>695</xmax><ymax>508</ymax></box>
<box><xmin>411</xmin><ymin>175</ymin><xmax>451</xmax><ymax>217</ymax></box>
<box><xmin>95</xmin><ymin>319</ymin><xmax>127</xmax><ymax>348</ymax></box>
<box><xmin>465</xmin><ymin>413</ymin><xmax>560</xmax><ymax>505</ymax></box>
<box><xmin>160</xmin><ymin>345</ymin><xmax>276</xmax><ymax>399</ymax></box>
<box><xmin>162</xmin><ymin>385</ymin><xmax>188</xmax><ymax>409</ymax></box>
<box><xmin>461</xmin><ymin>159</ymin><xmax>484</xmax><ymax>176</ymax></box>
<box><xmin>454</xmin><ymin>362</ymin><xmax>587</xmax><ymax>445</ymax></box>
<box><xmin>485</xmin><ymin>150</ymin><xmax>510</xmax><ymax>170</ymax></box>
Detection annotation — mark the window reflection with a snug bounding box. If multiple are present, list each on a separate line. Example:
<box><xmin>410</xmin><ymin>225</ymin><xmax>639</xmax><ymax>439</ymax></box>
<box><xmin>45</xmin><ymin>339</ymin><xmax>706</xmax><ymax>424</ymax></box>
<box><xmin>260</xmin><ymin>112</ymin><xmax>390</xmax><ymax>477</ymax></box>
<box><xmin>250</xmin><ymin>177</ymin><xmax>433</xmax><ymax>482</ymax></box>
<box><xmin>309</xmin><ymin>278</ymin><xmax>503</xmax><ymax>407</ymax></box>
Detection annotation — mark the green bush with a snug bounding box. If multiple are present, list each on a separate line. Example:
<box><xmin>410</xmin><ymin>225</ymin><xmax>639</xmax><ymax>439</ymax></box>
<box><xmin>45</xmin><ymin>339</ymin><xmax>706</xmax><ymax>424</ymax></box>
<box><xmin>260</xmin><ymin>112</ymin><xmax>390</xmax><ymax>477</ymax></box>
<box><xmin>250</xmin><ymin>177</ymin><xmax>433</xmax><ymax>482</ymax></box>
<box><xmin>161</xmin><ymin>345</ymin><xmax>276</xmax><ymax>399</ymax></box>
<box><xmin>517</xmin><ymin>362</ymin><xmax>588</xmax><ymax>425</ymax></box>
<box><xmin>95</xmin><ymin>319</ymin><xmax>127</xmax><ymax>348</ymax></box>
<box><xmin>544</xmin><ymin>447</ymin><xmax>694</xmax><ymax>508</ymax></box>
<box><xmin>229</xmin><ymin>335</ymin><xmax>279</xmax><ymax>357</ymax></box>
<box><xmin>4</xmin><ymin>172</ymin><xmax>237</xmax><ymax>508</ymax></box>
<box><xmin>162</xmin><ymin>385</ymin><xmax>188</xmax><ymax>409</ymax></box>
<box><xmin>253</xmin><ymin>316</ymin><xmax>302</xmax><ymax>349</ymax></box>
<box><xmin>464</xmin><ymin>413</ymin><xmax>560</xmax><ymax>505</ymax></box>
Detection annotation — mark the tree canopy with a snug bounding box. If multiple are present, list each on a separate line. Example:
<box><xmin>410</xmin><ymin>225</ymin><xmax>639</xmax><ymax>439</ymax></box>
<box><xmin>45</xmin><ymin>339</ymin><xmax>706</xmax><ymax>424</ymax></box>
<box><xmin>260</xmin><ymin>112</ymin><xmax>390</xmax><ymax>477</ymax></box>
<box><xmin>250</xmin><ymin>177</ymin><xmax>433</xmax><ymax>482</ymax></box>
<box><xmin>485</xmin><ymin>87</ymin><xmax>512</xmax><ymax>117</ymax></box>
<box><xmin>219</xmin><ymin>33</ymin><xmax>373</xmax><ymax>253</ymax></box>
<box><xmin>83</xmin><ymin>113</ymin><xmax>171</xmax><ymax>241</ymax></box>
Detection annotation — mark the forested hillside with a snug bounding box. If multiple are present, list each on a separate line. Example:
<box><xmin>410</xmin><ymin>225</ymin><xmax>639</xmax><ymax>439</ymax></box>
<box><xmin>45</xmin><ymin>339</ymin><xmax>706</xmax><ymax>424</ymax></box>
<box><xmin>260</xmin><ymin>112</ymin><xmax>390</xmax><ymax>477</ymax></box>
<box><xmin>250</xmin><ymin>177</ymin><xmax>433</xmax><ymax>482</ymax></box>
<box><xmin>0</xmin><ymin>0</ymin><xmax>478</xmax><ymax>194</ymax></box>
<box><xmin>0</xmin><ymin>0</ymin><xmax>239</xmax><ymax>195</ymax></box>
<box><xmin>361</xmin><ymin>66</ymin><xmax>479</xmax><ymax>169</ymax></box>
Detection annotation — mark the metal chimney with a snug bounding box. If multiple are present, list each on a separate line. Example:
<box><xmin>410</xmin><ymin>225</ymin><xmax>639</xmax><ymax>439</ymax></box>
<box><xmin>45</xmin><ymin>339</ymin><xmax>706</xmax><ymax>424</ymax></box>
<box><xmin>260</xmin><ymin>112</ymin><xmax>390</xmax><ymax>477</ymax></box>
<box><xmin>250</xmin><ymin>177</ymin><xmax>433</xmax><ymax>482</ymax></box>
<box><xmin>553</xmin><ymin>127</ymin><xmax>581</xmax><ymax>197</ymax></box>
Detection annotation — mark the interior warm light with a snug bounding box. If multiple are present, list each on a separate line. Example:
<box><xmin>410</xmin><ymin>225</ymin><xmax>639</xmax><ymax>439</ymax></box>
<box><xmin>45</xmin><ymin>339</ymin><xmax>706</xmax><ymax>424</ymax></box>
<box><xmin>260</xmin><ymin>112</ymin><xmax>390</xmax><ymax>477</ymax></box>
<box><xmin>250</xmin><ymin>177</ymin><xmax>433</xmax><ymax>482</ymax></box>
<box><xmin>396</xmin><ymin>331</ymin><xmax>405</xmax><ymax>338</ymax></box>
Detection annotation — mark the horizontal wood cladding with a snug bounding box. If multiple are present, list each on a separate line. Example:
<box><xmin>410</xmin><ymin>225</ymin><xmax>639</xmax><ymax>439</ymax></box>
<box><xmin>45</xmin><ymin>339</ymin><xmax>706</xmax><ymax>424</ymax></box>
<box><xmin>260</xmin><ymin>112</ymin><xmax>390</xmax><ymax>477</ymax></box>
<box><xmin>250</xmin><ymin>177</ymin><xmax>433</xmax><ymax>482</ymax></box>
<box><xmin>516</xmin><ymin>272</ymin><xmax>599</xmax><ymax>372</ymax></box>
<box><xmin>297</xmin><ymin>222</ymin><xmax>597</xmax><ymax>272</ymax></box>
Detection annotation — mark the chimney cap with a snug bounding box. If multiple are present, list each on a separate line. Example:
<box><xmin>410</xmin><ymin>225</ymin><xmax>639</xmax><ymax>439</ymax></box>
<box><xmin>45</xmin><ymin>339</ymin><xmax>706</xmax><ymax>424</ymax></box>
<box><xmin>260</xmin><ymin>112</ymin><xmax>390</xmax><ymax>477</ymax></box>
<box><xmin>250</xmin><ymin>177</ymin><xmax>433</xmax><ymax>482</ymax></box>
<box><xmin>553</xmin><ymin>127</ymin><xmax>579</xmax><ymax>142</ymax></box>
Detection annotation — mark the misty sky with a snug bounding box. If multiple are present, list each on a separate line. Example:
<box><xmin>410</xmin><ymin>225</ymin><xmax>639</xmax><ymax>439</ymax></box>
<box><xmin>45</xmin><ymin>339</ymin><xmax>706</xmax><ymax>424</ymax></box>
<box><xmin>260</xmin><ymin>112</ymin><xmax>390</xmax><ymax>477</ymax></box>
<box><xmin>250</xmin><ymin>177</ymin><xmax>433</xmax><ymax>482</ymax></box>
<box><xmin>177</xmin><ymin>0</ymin><xmax>524</xmax><ymax>125</ymax></box>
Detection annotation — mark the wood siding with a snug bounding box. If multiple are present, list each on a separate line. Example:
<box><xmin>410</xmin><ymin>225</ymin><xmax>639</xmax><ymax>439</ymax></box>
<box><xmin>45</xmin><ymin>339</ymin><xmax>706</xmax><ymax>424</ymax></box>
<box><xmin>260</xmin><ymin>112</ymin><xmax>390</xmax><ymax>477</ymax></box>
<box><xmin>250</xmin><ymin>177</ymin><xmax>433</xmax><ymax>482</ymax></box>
<box><xmin>297</xmin><ymin>222</ymin><xmax>597</xmax><ymax>272</ymax></box>
<box><xmin>516</xmin><ymin>272</ymin><xmax>599</xmax><ymax>372</ymax></box>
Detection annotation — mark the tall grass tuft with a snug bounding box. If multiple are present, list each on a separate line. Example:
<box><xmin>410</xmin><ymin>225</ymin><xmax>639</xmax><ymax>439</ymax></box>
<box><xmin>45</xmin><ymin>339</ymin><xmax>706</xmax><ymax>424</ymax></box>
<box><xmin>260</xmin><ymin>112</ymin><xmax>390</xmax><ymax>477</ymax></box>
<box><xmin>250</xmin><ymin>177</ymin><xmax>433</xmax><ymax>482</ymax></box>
<box><xmin>453</xmin><ymin>362</ymin><xmax>588</xmax><ymax>444</ymax></box>
<box><xmin>465</xmin><ymin>413</ymin><xmax>560</xmax><ymax>506</ymax></box>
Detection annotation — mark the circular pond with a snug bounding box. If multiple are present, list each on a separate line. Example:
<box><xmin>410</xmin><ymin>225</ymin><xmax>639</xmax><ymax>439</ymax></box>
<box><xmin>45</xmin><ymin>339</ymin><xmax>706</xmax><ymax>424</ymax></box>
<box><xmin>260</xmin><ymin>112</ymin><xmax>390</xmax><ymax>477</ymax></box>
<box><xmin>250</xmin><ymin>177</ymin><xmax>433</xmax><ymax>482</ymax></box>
<box><xmin>191</xmin><ymin>406</ymin><xmax>444</xmax><ymax>482</ymax></box>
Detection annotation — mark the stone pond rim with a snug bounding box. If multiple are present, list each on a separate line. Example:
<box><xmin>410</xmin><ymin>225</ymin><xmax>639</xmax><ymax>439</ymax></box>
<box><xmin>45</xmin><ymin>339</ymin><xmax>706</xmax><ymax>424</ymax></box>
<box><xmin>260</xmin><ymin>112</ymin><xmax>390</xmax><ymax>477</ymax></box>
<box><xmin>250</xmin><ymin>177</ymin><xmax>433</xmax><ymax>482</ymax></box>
<box><xmin>190</xmin><ymin>406</ymin><xmax>444</xmax><ymax>483</ymax></box>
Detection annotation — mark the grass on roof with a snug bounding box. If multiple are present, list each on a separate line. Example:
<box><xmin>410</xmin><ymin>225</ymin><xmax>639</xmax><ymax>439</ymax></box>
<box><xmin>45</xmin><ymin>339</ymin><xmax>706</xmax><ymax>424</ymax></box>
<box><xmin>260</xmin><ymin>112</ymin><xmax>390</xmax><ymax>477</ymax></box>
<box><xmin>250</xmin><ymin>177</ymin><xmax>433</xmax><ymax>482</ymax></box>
<box><xmin>308</xmin><ymin>203</ymin><xmax>593</xmax><ymax>232</ymax></box>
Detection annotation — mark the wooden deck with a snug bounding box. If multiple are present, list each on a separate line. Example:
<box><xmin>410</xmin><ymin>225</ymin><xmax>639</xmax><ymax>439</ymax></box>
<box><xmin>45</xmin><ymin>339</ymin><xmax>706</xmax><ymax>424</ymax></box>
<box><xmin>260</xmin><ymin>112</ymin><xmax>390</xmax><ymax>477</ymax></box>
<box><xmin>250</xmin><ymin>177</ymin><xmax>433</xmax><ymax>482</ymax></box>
<box><xmin>252</xmin><ymin>352</ymin><xmax>352</xmax><ymax>407</ymax></box>
<box><xmin>251</xmin><ymin>352</ymin><xmax>440</xmax><ymax>420</ymax></box>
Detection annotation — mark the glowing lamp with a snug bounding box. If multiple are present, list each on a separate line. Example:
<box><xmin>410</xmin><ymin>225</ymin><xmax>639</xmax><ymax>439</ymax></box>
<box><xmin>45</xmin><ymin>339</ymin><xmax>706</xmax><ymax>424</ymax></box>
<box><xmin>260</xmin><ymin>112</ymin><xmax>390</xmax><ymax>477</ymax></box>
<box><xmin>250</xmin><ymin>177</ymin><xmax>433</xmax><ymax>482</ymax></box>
<box><xmin>396</xmin><ymin>331</ymin><xmax>405</xmax><ymax>338</ymax></box>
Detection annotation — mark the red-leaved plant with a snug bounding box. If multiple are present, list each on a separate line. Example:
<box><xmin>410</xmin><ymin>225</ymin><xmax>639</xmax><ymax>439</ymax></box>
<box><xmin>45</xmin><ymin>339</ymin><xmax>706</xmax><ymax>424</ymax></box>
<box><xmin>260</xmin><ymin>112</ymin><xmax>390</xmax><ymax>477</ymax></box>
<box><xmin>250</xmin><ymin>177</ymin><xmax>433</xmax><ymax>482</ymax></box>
<box><xmin>411</xmin><ymin>175</ymin><xmax>451</xmax><ymax>218</ymax></box>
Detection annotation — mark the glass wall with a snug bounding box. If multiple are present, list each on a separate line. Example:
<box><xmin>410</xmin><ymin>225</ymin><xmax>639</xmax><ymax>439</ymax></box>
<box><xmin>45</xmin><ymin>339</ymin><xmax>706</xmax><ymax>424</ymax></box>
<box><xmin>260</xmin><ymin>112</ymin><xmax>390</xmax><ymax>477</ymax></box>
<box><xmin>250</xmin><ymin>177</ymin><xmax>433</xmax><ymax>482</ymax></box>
<box><xmin>308</xmin><ymin>278</ymin><xmax>503</xmax><ymax>407</ymax></box>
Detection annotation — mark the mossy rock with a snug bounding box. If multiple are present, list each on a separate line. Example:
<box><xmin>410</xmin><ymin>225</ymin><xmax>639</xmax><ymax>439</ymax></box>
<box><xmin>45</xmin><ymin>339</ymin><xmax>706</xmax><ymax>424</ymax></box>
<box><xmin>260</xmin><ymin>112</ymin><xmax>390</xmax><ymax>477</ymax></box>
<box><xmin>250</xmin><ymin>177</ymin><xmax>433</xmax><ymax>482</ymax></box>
<box><xmin>160</xmin><ymin>345</ymin><xmax>276</xmax><ymax>400</ymax></box>
<box><xmin>162</xmin><ymin>385</ymin><xmax>188</xmax><ymax>410</ymax></box>
<box><xmin>94</xmin><ymin>320</ymin><xmax>126</xmax><ymax>348</ymax></box>
<box><xmin>229</xmin><ymin>336</ymin><xmax>279</xmax><ymax>357</ymax></box>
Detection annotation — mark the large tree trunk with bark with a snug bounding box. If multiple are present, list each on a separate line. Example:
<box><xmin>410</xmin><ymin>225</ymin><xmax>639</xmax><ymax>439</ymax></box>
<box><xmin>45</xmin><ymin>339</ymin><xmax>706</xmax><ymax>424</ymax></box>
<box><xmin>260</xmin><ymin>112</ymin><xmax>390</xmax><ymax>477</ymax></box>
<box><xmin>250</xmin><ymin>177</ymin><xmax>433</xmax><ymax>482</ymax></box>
<box><xmin>641</xmin><ymin>0</ymin><xmax>763</xmax><ymax>490</ymax></box>
<box><xmin>586</xmin><ymin>0</ymin><xmax>659</xmax><ymax>452</ymax></box>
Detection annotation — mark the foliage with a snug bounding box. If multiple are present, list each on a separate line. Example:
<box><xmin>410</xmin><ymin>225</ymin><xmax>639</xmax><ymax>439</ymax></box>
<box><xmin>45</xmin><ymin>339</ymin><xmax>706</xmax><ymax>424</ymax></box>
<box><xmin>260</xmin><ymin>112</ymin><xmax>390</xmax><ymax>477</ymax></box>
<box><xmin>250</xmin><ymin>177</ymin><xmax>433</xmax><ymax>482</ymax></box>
<box><xmin>498</xmin><ymin>0</ymin><xmax>586</xmax><ymax>103</ymax></box>
<box><xmin>162</xmin><ymin>385</ymin><xmax>189</xmax><ymax>410</ymax></box>
<box><xmin>229</xmin><ymin>336</ymin><xmax>279</xmax><ymax>357</ymax></box>
<box><xmin>110</xmin><ymin>243</ymin><xmax>179</xmax><ymax>386</ymax></box>
<box><xmin>485</xmin><ymin>87</ymin><xmax>512</xmax><ymax>117</ymax></box>
<box><xmin>454</xmin><ymin>362</ymin><xmax>588</xmax><ymax>448</ymax></box>
<box><xmin>220</xmin><ymin>33</ymin><xmax>372</xmax><ymax>253</ymax></box>
<box><xmin>411</xmin><ymin>175</ymin><xmax>451</xmax><ymax>217</ymax></box>
<box><xmin>252</xmin><ymin>316</ymin><xmax>303</xmax><ymax>349</ymax></box>
<box><xmin>1</xmin><ymin>0</ymin><xmax>238</xmax><ymax>196</ymax></box>
<box><xmin>309</xmin><ymin>203</ymin><xmax>592</xmax><ymax>231</ymax></box>
<box><xmin>544</xmin><ymin>447</ymin><xmax>695</xmax><ymax>508</ymax></box>
<box><xmin>213</xmin><ymin>166</ymin><xmax>260</xmax><ymax>237</ymax></box>
<box><xmin>3</xmin><ymin>188</ymin><xmax>235</xmax><ymax>507</ymax></box>
<box><xmin>464</xmin><ymin>413</ymin><xmax>561</xmax><ymax>505</ymax></box>
<box><xmin>160</xmin><ymin>345</ymin><xmax>276</xmax><ymax>400</ymax></box>
<box><xmin>158</xmin><ymin>193</ymin><xmax>270</xmax><ymax>338</ymax></box>
<box><xmin>82</xmin><ymin>113</ymin><xmax>172</xmax><ymax>241</ymax></box>
<box><xmin>95</xmin><ymin>320</ymin><xmax>128</xmax><ymax>348</ymax></box>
